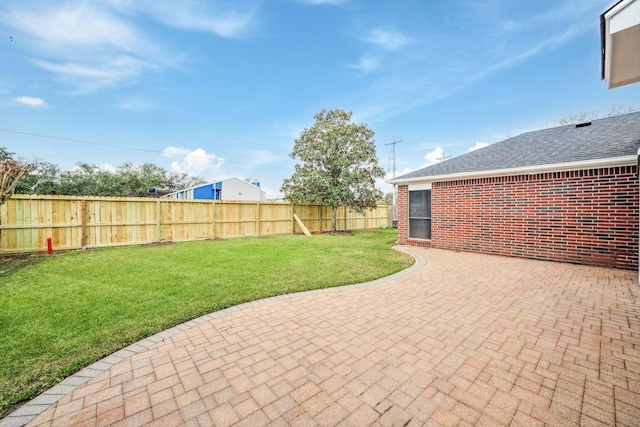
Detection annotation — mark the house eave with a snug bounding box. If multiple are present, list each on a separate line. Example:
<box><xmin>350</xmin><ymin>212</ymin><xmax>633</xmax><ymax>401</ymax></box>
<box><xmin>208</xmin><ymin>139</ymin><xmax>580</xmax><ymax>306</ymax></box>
<box><xmin>387</xmin><ymin>155</ymin><xmax>638</xmax><ymax>185</ymax></box>
<box><xmin>601</xmin><ymin>0</ymin><xmax>640</xmax><ymax>88</ymax></box>
<box><xmin>604</xmin><ymin>0</ymin><xmax>635</xmax><ymax>20</ymax></box>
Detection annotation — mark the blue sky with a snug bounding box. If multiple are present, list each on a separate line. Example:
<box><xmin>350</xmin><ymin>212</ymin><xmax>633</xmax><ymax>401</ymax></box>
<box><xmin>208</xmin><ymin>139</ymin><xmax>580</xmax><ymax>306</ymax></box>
<box><xmin>1</xmin><ymin>0</ymin><xmax>639</xmax><ymax>198</ymax></box>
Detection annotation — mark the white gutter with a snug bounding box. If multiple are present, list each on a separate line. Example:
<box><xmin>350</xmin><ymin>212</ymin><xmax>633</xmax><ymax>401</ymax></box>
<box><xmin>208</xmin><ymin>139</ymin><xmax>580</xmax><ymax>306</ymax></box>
<box><xmin>387</xmin><ymin>155</ymin><xmax>637</xmax><ymax>185</ymax></box>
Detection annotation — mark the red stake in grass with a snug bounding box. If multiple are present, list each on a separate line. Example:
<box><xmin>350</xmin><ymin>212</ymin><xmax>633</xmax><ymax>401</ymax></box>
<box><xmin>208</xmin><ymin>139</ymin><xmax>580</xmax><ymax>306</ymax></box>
<box><xmin>47</xmin><ymin>237</ymin><xmax>53</xmax><ymax>255</ymax></box>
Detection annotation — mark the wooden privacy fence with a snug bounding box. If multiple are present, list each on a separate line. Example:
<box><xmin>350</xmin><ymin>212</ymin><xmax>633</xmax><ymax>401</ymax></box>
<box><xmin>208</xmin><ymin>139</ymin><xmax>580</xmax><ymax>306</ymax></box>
<box><xmin>0</xmin><ymin>195</ymin><xmax>390</xmax><ymax>254</ymax></box>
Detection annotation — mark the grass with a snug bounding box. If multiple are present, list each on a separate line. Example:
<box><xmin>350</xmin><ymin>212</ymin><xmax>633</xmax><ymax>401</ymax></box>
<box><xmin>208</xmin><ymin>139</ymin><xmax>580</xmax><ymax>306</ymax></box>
<box><xmin>0</xmin><ymin>228</ymin><xmax>412</xmax><ymax>417</ymax></box>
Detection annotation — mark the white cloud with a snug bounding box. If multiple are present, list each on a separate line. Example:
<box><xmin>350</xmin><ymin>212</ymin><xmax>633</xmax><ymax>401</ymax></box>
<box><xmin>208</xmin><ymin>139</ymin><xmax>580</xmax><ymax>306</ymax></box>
<box><xmin>69</xmin><ymin>165</ymin><xmax>85</xmax><ymax>174</ymax></box>
<box><xmin>391</xmin><ymin>147</ymin><xmax>448</xmax><ymax>177</ymax></box>
<box><xmin>424</xmin><ymin>147</ymin><xmax>444</xmax><ymax>166</ymax></box>
<box><xmin>162</xmin><ymin>146</ymin><xmax>225</xmax><ymax>181</ymax></box>
<box><xmin>0</xmin><ymin>1</ymin><xmax>254</xmax><ymax>92</ymax></box>
<box><xmin>364</xmin><ymin>29</ymin><xmax>412</xmax><ymax>50</ymax></box>
<box><xmin>4</xmin><ymin>3</ymin><xmax>149</xmax><ymax>54</ymax></box>
<box><xmin>33</xmin><ymin>55</ymin><xmax>149</xmax><ymax>91</ymax></box>
<box><xmin>349</xmin><ymin>56</ymin><xmax>380</xmax><ymax>74</ymax></box>
<box><xmin>468</xmin><ymin>141</ymin><xmax>489</xmax><ymax>152</ymax></box>
<box><xmin>376</xmin><ymin>174</ymin><xmax>394</xmax><ymax>194</ymax></box>
<box><xmin>110</xmin><ymin>1</ymin><xmax>256</xmax><ymax>38</ymax></box>
<box><xmin>14</xmin><ymin>96</ymin><xmax>47</xmax><ymax>107</ymax></box>
<box><xmin>1</xmin><ymin>3</ymin><xmax>161</xmax><ymax>92</ymax></box>
<box><xmin>399</xmin><ymin>167</ymin><xmax>414</xmax><ymax>175</ymax></box>
<box><xmin>97</xmin><ymin>163</ymin><xmax>117</xmax><ymax>173</ymax></box>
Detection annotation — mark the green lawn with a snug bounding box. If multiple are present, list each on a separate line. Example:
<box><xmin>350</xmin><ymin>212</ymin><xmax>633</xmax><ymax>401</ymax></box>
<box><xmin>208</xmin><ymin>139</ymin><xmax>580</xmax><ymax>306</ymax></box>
<box><xmin>0</xmin><ymin>229</ymin><xmax>412</xmax><ymax>417</ymax></box>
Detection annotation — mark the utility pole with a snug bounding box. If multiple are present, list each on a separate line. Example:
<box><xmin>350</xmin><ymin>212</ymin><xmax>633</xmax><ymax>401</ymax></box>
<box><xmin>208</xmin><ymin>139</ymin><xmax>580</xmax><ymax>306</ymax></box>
<box><xmin>385</xmin><ymin>139</ymin><xmax>402</xmax><ymax>205</ymax></box>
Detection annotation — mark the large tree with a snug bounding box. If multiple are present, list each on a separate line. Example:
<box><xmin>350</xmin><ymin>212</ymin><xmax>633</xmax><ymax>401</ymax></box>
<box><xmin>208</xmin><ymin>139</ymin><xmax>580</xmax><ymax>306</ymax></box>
<box><xmin>57</xmin><ymin>163</ymin><xmax>122</xmax><ymax>196</ymax></box>
<box><xmin>7</xmin><ymin>156</ymin><xmax>206</xmax><ymax>197</ymax></box>
<box><xmin>14</xmin><ymin>159</ymin><xmax>61</xmax><ymax>195</ymax></box>
<box><xmin>118</xmin><ymin>162</ymin><xmax>167</xmax><ymax>197</ymax></box>
<box><xmin>281</xmin><ymin>109</ymin><xmax>385</xmax><ymax>232</ymax></box>
<box><xmin>118</xmin><ymin>162</ymin><xmax>205</xmax><ymax>196</ymax></box>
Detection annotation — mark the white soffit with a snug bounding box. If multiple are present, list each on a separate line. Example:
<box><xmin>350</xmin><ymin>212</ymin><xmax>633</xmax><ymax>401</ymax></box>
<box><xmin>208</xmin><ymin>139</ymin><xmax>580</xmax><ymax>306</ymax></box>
<box><xmin>607</xmin><ymin>0</ymin><xmax>640</xmax><ymax>33</ymax></box>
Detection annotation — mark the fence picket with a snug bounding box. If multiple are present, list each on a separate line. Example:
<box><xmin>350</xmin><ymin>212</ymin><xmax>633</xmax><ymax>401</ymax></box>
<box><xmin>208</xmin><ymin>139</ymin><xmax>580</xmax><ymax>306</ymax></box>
<box><xmin>0</xmin><ymin>195</ymin><xmax>390</xmax><ymax>253</ymax></box>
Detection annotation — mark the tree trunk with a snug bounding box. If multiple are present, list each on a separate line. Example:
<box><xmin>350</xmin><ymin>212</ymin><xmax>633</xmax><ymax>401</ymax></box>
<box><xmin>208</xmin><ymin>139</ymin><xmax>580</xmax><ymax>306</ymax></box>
<box><xmin>331</xmin><ymin>206</ymin><xmax>337</xmax><ymax>233</ymax></box>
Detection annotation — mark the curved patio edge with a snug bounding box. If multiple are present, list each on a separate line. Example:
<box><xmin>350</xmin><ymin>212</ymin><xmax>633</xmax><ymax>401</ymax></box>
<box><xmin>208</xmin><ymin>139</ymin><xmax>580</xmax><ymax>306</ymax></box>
<box><xmin>0</xmin><ymin>245</ymin><xmax>424</xmax><ymax>427</ymax></box>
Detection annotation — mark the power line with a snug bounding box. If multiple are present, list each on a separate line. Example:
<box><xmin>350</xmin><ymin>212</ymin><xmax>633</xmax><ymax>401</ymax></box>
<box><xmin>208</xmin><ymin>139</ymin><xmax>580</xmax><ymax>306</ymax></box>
<box><xmin>384</xmin><ymin>139</ymin><xmax>402</xmax><ymax>178</ymax></box>
<box><xmin>0</xmin><ymin>128</ymin><xmax>294</xmax><ymax>171</ymax></box>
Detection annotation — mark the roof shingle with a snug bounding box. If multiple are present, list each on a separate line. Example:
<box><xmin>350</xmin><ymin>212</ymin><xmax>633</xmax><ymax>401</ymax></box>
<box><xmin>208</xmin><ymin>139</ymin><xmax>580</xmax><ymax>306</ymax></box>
<box><xmin>391</xmin><ymin>111</ymin><xmax>640</xmax><ymax>182</ymax></box>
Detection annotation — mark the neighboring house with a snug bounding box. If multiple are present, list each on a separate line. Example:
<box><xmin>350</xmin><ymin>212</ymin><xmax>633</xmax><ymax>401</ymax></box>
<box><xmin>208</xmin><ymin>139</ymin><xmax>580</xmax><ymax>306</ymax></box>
<box><xmin>163</xmin><ymin>178</ymin><xmax>266</xmax><ymax>201</ymax></box>
<box><xmin>601</xmin><ymin>0</ymin><xmax>640</xmax><ymax>88</ymax></box>
<box><xmin>388</xmin><ymin>111</ymin><xmax>640</xmax><ymax>270</ymax></box>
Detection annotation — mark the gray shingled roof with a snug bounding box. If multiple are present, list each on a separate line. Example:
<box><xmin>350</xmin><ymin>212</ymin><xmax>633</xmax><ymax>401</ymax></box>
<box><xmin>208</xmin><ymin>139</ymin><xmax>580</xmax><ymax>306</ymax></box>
<box><xmin>392</xmin><ymin>111</ymin><xmax>640</xmax><ymax>182</ymax></box>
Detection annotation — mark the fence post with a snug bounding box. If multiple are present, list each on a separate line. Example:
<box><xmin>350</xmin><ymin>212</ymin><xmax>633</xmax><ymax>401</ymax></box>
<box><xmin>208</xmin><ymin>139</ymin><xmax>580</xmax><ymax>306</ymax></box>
<box><xmin>344</xmin><ymin>207</ymin><xmax>347</xmax><ymax>231</ymax></box>
<box><xmin>256</xmin><ymin>202</ymin><xmax>260</xmax><ymax>237</ymax></box>
<box><xmin>213</xmin><ymin>200</ymin><xmax>218</xmax><ymax>239</ymax></box>
<box><xmin>290</xmin><ymin>203</ymin><xmax>295</xmax><ymax>235</ymax></box>
<box><xmin>156</xmin><ymin>200</ymin><xmax>162</xmax><ymax>242</ymax></box>
<box><xmin>364</xmin><ymin>208</ymin><xmax>368</xmax><ymax>230</ymax></box>
<box><xmin>209</xmin><ymin>200</ymin><xmax>216</xmax><ymax>239</ymax></box>
<box><xmin>80</xmin><ymin>198</ymin><xmax>87</xmax><ymax>247</ymax></box>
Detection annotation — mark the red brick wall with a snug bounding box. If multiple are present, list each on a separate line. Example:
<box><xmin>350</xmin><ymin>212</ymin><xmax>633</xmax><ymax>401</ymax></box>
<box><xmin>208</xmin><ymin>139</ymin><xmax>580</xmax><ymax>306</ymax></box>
<box><xmin>398</xmin><ymin>166</ymin><xmax>639</xmax><ymax>270</ymax></box>
<box><xmin>397</xmin><ymin>185</ymin><xmax>408</xmax><ymax>244</ymax></box>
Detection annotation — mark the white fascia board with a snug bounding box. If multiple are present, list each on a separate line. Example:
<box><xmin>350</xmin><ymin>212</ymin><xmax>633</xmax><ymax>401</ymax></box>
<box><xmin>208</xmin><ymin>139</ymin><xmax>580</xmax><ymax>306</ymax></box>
<box><xmin>387</xmin><ymin>155</ymin><xmax>637</xmax><ymax>185</ymax></box>
<box><xmin>606</xmin><ymin>0</ymin><xmax>635</xmax><ymax>18</ymax></box>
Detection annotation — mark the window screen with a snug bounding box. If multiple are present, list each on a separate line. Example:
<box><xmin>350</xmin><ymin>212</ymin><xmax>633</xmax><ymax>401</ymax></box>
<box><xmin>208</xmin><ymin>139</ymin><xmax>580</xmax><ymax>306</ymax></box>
<box><xmin>409</xmin><ymin>190</ymin><xmax>431</xmax><ymax>240</ymax></box>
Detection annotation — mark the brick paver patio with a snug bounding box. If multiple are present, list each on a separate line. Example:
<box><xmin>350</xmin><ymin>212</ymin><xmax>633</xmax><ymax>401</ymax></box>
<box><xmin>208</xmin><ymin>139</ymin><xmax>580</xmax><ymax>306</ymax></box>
<box><xmin>3</xmin><ymin>247</ymin><xmax>639</xmax><ymax>426</ymax></box>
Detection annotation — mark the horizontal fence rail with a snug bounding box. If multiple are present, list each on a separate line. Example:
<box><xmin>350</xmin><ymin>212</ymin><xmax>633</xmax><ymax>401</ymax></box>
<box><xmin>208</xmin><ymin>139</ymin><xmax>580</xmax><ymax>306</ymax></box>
<box><xmin>0</xmin><ymin>195</ymin><xmax>390</xmax><ymax>254</ymax></box>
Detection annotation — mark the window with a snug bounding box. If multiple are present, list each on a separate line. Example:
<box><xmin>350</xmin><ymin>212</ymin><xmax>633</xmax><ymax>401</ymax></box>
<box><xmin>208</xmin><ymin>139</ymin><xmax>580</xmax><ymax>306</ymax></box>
<box><xmin>409</xmin><ymin>190</ymin><xmax>431</xmax><ymax>240</ymax></box>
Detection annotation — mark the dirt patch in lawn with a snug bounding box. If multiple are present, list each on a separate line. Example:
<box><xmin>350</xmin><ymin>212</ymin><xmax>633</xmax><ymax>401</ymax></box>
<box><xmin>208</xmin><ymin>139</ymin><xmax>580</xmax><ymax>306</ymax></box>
<box><xmin>323</xmin><ymin>231</ymin><xmax>353</xmax><ymax>236</ymax></box>
<box><xmin>140</xmin><ymin>241</ymin><xmax>176</xmax><ymax>247</ymax></box>
<box><xmin>0</xmin><ymin>254</ymin><xmax>44</xmax><ymax>277</ymax></box>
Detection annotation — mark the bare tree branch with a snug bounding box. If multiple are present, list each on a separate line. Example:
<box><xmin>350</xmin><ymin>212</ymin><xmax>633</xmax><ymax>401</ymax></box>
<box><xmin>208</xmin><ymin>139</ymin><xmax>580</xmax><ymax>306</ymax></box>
<box><xmin>0</xmin><ymin>160</ymin><xmax>35</xmax><ymax>205</ymax></box>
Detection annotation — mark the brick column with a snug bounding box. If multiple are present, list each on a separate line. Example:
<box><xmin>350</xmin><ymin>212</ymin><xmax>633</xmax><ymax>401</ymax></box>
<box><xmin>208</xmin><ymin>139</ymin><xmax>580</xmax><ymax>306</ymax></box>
<box><xmin>397</xmin><ymin>185</ymin><xmax>408</xmax><ymax>244</ymax></box>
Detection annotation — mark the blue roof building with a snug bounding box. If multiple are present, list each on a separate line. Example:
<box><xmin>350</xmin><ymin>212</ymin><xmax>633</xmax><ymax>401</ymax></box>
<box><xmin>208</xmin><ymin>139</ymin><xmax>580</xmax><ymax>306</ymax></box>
<box><xmin>163</xmin><ymin>178</ymin><xmax>266</xmax><ymax>201</ymax></box>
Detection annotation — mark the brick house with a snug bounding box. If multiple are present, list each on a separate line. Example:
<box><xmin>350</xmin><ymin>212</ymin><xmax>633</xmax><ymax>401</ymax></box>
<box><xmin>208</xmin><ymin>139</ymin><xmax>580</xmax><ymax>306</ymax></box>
<box><xmin>388</xmin><ymin>111</ymin><xmax>640</xmax><ymax>270</ymax></box>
